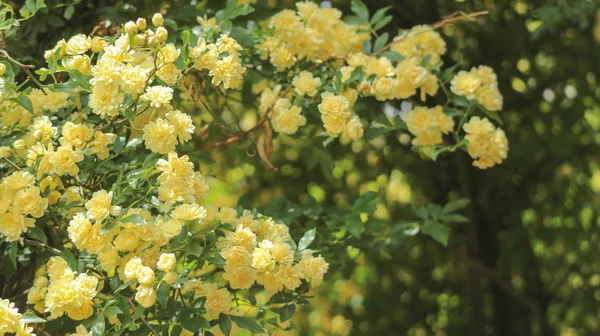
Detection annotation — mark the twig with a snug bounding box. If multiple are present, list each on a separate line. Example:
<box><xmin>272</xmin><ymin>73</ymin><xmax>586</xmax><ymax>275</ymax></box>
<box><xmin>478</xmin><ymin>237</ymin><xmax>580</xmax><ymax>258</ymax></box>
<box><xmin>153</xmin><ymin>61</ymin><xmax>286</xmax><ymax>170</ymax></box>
<box><xmin>20</xmin><ymin>238</ymin><xmax>61</xmax><ymax>255</ymax></box>
<box><xmin>126</xmin><ymin>298</ymin><xmax>160</xmax><ymax>336</ymax></box>
<box><xmin>373</xmin><ymin>10</ymin><xmax>489</xmax><ymax>57</ymax></box>
<box><xmin>0</xmin><ymin>49</ymin><xmax>47</xmax><ymax>94</ymax></box>
<box><xmin>185</xmin><ymin>60</ymin><xmax>327</xmax><ymax>154</ymax></box>
<box><xmin>2</xmin><ymin>157</ymin><xmax>20</xmax><ymax>170</ymax></box>
<box><xmin>199</xmin><ymin>97</ymin><xmax>227</xmax><ymax>136</ymax></box>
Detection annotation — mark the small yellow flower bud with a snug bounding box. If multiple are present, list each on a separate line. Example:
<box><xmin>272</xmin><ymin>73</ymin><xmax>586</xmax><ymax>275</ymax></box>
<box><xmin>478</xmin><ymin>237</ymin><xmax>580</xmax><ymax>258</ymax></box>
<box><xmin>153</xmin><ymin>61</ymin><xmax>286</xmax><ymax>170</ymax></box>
<box><xmin>136</xmin><ymin>18</ymin><xmax>147</xmax><ymax>30</ymax></box>
<box><xmin>152</xmin><ymin>13</ymin><xmax>164</xmax><ymax>27</ymax></box>
<box><xmin>155</xmin><ymin>27</ymin><xmax>168</xmax><ymax>43</ymax></box>
<box><xmin>163</xmin><ymin>271</ymin><xmax>178</xmax><ymax>285</ymax></box>
<box><xmin>13</xmin><ymin>139</ymin><xmax>26</xmax><ymax>150</ymax></box>
<box><xmin>0</xmin><ymin>63</ymin><xmax>6</xmax><ymax>76</ymax></box>
<box><xmin>135</xmin><ymin>34</ymin><xmax>146</xmax><ymax>46</ymax></box>
<box><xmin>124</xmin><ymin>21</ymin><xmax>138</xmax><ymax>36</ymax></box>
<box><xmin>90</xmin><ymin>37</ymin><xmax>107</xmax><ymax>53</ymax></box>
<box><xmin>0</xmin><ymin>146</ymin><xmax>11</xmax><ymax>157</ymax></box>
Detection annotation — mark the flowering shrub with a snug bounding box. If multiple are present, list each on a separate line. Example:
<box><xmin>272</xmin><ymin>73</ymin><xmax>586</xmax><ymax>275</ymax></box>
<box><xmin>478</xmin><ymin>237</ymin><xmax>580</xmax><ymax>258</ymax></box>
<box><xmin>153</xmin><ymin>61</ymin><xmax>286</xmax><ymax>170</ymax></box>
<box><xmin>0</xmin><ymin>0</ymin><xmax>507</xmax><ymax>335</ymax></box>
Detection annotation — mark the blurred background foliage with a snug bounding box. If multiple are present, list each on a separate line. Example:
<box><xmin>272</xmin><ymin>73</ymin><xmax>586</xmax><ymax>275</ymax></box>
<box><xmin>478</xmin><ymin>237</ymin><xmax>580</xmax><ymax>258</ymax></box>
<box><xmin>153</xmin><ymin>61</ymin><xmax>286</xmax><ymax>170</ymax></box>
<box><xmin>5</xmin><ymin>0</ymin><xmax>600</xmax><ymax>335</ymax></box>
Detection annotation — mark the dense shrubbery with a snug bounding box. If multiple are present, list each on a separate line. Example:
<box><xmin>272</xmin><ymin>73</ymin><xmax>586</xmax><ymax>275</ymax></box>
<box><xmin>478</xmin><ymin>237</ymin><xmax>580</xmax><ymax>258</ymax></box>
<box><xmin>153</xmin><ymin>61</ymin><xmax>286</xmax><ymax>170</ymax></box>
<box><xmin>0</xmin><ymin>0</ymin><xmax>522</xmax><ymax>335</ymax></box>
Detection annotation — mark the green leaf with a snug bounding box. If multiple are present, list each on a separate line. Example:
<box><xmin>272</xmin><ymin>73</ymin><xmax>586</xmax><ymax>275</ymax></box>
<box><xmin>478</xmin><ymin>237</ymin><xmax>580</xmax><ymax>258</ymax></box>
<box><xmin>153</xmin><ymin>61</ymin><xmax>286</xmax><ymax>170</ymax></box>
<box><xmin>346</xmin><ymin>214</ymin><xmax>363</xmax><ymax>238</ymax></box>
<box><xmin>370</xmin><ymin>6</ymin><xmax>391</xmax><ymax>24</ymax></box>
<box><xmin>322</xmin><ymin>136</ymin><xmax>335</xmax><ymax>147</ymax></box>
<box><xmin>229</xmin><ymin>4</ymin><xmax>254</xmax><ymax>20</ymax></box>
<box><xmin>14</xmin><ymin>95</ymin><xmax>34</xmax><ymax>114</ymax></box>
<box><xmin>373</xmin><ymin>16</ymin><xmax>393</xmax><ymax>30</ymax></box>
<box><xmin>442</xmin><ymin>199</ymin><xmax>470</xmax><ymax>214</ymax></box>
<box><xmin>120</xmin><ymin>214</ymin><xmax>146</xmax><ymax>225</ymax></box>
<box><xmin>89</xmin><ymin>314</ymin><xmax>106</xmax><ymax>336</ymax></box>
<box><xmin>8</xmin><ymin>241</ymin><xmax>17</xmax><ymax>268</ymax></box>
<box><xmin>478</xmin><ymin>105</ymin><xmax>504</xmax><ymax>125</ymax></box>
<box><xmin>373</xmin><ymin>33</ymin><xmax>389</xmax><ymax>53</ymax></box>
<box><xmin>297</xmin><ymin>228</ymin><xmax>316</xmax><ymax>251</ymax></box>
<box><xmin>52</xmin><ymin>82</ymin><xmax>87</xmax><ymax>93</ymax></box>
<box><xmin>380</xmin><ymin>50</ymin><xmax>404</xmax><ymax>62</ymax></box>
<box><xmin>68</xmin><ymin>69</ymin><xmax>91</xmax><ymax>91</ymax></box>
<box><xmin>115</xmin><ymin>279</ymin><xmax>136</xmax><ymax>294</ymax></box>
<box><xmin>366</xmin><ymin>127</ymin><xmax>392</xmax><ymax>140</ymax></box>
<box><xmin>440</xmin><ymin>213</ymin><xmax>469</xmax><ymax>223</ymax></box>
<box><xmin>27</xmin><ymin>226</ymin><xmax>47</xmax><ymax>243</ymax></box>
<box><xmin>219</xmin><ymin>314</ymin><xmax>232</xmax><ymax>336</ymax></box>
<box><xmin>441</xmin><ymin>64</ymin><xmax>460</xmax><ymax>83</ymax></box>
<box><xmin>352</xmin><ymin>191</ymin><xmax>378</xmax><ymax>214</ymax></box>
<box><xmin>421</xmin><ymin>222</ymin><xmax>450</xmax><ymax>246</ymax></box>
<box><xmin>268</xmin><ymin>292</ymin><xmax>296</xmax><ymax>304</ymax></box>
<box><xmin>63</xmin><ymin>5</ymin><xmax>74</xmax><ymax>20</ymax></box>
<box><xmin>60</xmin><ymin>249</ymin><xmax>78</xmax><ymax>271</ymax></box>
<box><xmin>272</xmin><ymin>304</ymin><xmax>296</xmax><ymax>323</ymax></box>
<box><xmin>113</xmin><ymin>136</ymin><xmax>126</xmax><ymax>154</ymax></box>
<box><xmin>350</xmin><ymin>0</ymin><xmax>369</xmax><ymax>22</ymax></box>
<box><xmin>186</xmin><ymin>241</ymin><xmax>203</xmax><ymax>256</ymax></box>
<box><xmin>103</xmin><ymin>306</ymin><xmax>123</xmax><ymax>317</ymax></box>
<box><xmin>116</xmin><ymin>295</ymin><xmax>131</xmax><ymax>325</ymax></box>
<box><xmin>157</xmin><ymin>283</ymin><xmax>170</xmax><ymax>308</ymax></box>
<box><xmin>20</xmin><ymin>312</ymin><xmax>46</xmax><ymax>324</ymax></box>
<box><xmin>415</xmin><ymin>206</ymin><xmax>428</xmax><ymax>219</ymax></box>
<box><xmin>180</xmin><ymin>308</ymin><xmax>210</xmax><ymax>332</ymax></box>
<box><xmin>421</xmin><ymin>54</ymin><xmax>432</xmax><ymax>67</ymax></box>
<box><xmin>362</xmin><ymin>39</ymin><xmax>372</xmax><ymax>54</ymax></box>
<box><xmin>229</xmin><ymin>315</ymin><xmax>265</xmax><ymax>333</ymax></box>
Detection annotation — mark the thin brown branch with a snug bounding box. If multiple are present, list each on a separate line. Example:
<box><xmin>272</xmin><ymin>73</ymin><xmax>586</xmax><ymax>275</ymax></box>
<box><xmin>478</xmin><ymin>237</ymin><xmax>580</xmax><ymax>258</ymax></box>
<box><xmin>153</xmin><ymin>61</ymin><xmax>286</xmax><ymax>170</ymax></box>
<box><xmin>199</xmin><ymin>97</ymin><xmax>227</xmax><ymax>136</ymax></box>
<box><xmin>20</xmin><ymin>238</ymin><xmax>61</xmax><ymax>255</ymax></box>
<box><xmin>127</xmin><ymin>298</ymin><xmax>160</xmax><ymax>336</ymax></box>
<box><xmin>185</xmin><ymin>61</ymin><xmax>326</xmax><ymax>154</ymax></box>
<box><xmin>2</xmin><ymin>157</ymin><xmax>20</xmax><ymax>171</ymax></box>
<box><xmin>0</xmin><ymin>49</ymin><xmax>47</xmax><ymax>94</ymax></box>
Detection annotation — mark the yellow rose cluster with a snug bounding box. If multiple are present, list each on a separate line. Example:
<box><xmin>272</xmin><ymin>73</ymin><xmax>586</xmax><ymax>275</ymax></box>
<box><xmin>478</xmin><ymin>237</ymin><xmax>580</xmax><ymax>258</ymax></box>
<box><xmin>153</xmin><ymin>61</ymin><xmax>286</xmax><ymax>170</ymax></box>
<box><xmin>258</xmin><ymin>2</ymin><xmax>368</xmax><ymax>70</ymax></box>
<box><xmin>0</xmin><ymin>171</ymin><xmax>47</xmax><ymax>241</ymax></box>
<box><xmin>190</xmin><ymin>34</ymin><xmax>246</xmax><ymax>89</ymax></box>
<box><xmin>41</xmin><ymin>256</ymin><xmax>99</xmax><ymax>320</ymax></box>
<box><xmin>318</xmin><ymin>92</ymin><xmax>364</xmax><ymax>141</ymax></box>
<box><xmin>1</xmin><ymin>89</ymin><xmax>70</xmax><ymax>129</ymax></box>
<box><xmin>0</xmin><ymin>298</ymin><xmax>36</xmax><ymax>336</ymax></box>
<box><xmin>390</xmin><ymin>25</ymin><xmax>447</xmax><ymax>64</ymax></box>
<box><xmin>404</xmin><ymin>106</ymin><xmax>455</xmax><ymax>146</ymax></box>
<box><xmin>451</xmin><ymin>65</ymin><xmax>503</xmax><ymax>111</ymax></box>
<box><xmin>463</xmin><ymin>117</ymin><xmax>508</xmax><ymax>169</ymax></box>
<box><xmin>217</xmin><ymin>209</ymin><xmax>329</xmax><ymax>293</ymax></box>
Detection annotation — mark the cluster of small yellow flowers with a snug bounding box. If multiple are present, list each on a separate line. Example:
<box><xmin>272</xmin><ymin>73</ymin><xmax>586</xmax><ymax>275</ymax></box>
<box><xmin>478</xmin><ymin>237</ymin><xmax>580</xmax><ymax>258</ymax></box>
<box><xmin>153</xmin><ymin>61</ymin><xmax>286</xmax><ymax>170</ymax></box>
<box><xmin>404</xmin><ymin>106</ymin><xmax>455</xmax><ymax>146</ymax></box>
<box><xmin>0</xmin><ymin>171</ymin><xmax>47</xmax><ymax>241</ymax></box>
<box><xmin>1</xmin><ymin>89</ymin><xmax>69</xmax><ymax>129</ymax></box>
<box><xmin>142</xmin><ymin>109</ymin><xmax>195</xmax><ymax>154</ymax></box>
<box><xmin>292</xmin><ymin>71</ymin><xmax>321</xmax><ymax>97</ymax></box>
<box><xmin>390</xmin><ymin>25</ymin><xmax>447</xmax><ymax>64</ymax></box>
<box><xmin>123</xmin><ymin>257</ymin><xmax>158</xmax><ymax>307</ymax></box>
<box><xmin>44</xmin><ymin>256</ymin><xmax>98</xmax><ymax>320</ymax></box>
<box><xmin>0</xmin><ymin>298</ymin><xmax>35</xmax><ymax>336</ymax></box>
<box><xmin>258</xmin><ymin>2</ymin><xmax>368</xmax><ymax>70</ymax></box>
<box><xmin>156</xmin><ymin>151</ymin><xmax>209</xmax><ymax>209</ymax></box>
<box><xmin>451</xmin><ymin>65</ymin><xmax>503</xmax><ymax>111</ymax></box>
<box><xmin>25</xmin><ymin>121</ymin><xmax>116</xmax><ymax>178</ymax></box>
<box><xmin>190</xmin><ymin>35</ymin><xmax>246</xmax><ymax>89</ymax></box>
<box><xmin>27</xmin><ymin>275</ymin><xmax>49</xmax><ymax>313</ymax></box>
<box><xmin>271</xmin><ymin>98</ymin><xmax>306</xmax><ymax>135</ymax></box>
<box><xmin>462</xmin><ymin>116</ymin><xmax>508</xmax><ymax>169</ymax></box>
<box><xmin>343</xmin><ymin>52</ymin><xmax>438</xmax><ymax>102</ymax></box>
<box><xmin>318</xmin><ymin>92</ymin><xmax>363</xmax><ymax>140</ymax></box>
<box><xmin>214</xmin><ymin>208</ymin><xmax>328</xmax><ymax>293</ymax></box>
